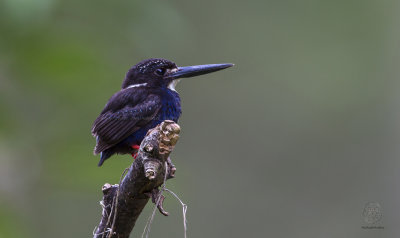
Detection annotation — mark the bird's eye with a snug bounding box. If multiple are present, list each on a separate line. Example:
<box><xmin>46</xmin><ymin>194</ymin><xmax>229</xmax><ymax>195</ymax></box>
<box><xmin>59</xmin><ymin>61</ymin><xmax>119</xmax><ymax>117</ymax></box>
<box><xmin>155</xmin><ymin>68</ymin><xmax>166</xmax><ymax>76</ymax></box>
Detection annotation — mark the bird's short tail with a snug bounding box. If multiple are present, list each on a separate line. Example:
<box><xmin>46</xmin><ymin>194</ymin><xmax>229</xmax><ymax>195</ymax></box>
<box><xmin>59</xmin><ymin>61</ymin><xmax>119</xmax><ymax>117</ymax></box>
<box><xmin>98</xmin><ymin>150</ymin><xmax>113</xmax><ymax>167</ymax></box>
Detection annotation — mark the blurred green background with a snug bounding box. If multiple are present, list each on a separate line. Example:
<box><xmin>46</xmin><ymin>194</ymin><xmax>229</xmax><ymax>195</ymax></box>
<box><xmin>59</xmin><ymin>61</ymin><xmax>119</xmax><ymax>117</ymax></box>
<box><xmin>0</xmin><ymin>0</ymin><xmax>399</xmax><ymax>237</ymax></box>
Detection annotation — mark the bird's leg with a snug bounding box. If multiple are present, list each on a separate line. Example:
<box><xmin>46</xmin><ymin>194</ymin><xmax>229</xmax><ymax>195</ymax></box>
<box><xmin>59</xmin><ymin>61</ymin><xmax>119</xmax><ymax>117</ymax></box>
<box><xmin>151</xmin><ymin>187</ymin><xmax>169</xmax><ymax>216</ymax></box>
<box><xmin>131</xmin><ymin>144</ymin><xmax>140</xmax><ymax>159</ymax></box>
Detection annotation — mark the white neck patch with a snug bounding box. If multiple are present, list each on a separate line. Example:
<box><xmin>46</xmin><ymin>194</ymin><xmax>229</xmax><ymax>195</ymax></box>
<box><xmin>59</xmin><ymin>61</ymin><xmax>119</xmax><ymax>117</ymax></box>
<box><xmin>126</xmin><ymin>83</ymin><xmax>147</xmax><ymax>89</ymax></box>
<box><xmin>168</xmin><ymin>79</ymin><xmax>181</xmax><ymax>92</ymax></box>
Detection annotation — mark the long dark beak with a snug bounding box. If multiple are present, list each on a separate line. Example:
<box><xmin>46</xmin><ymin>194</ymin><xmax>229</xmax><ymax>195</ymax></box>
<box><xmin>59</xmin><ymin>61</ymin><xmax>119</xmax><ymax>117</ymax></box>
<box><xmin>168</xmin><ymin>63</ymin><xmax>234</xmax><ymax>79</ymax></box>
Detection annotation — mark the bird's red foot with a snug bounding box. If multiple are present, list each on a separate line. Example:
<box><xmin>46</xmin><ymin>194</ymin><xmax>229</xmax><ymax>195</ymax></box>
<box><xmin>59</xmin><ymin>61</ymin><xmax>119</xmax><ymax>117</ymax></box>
<box><xmin>131</xmin><ymin>145</ymin><xmax>140</xmax><ymax>150</ymax></box>
<box><xmin>131</xmin><ymin>144</ymin><xmax>140</xmax><ymax>159</ymax></box>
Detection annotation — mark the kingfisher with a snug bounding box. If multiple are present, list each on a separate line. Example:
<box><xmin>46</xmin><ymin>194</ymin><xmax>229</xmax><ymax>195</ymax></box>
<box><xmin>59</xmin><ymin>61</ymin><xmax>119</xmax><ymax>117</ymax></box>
<box><xmin>92</xmin><ymin>58</ymin><xmax>233</xmax><ymax>166</ymax></box>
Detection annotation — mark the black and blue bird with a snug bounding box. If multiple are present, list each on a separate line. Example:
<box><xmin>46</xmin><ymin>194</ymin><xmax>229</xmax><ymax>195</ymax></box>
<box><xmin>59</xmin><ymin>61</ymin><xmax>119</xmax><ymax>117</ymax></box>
<box><xmin>92</xmin><ymin>58</ymin><xmax>233</xmax><ymax>166</ymax></box>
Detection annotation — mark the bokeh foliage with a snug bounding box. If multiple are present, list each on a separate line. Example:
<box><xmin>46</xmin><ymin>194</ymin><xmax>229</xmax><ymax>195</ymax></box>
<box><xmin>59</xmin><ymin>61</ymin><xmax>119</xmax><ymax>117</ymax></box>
<box><xmin>0</xmin><ymin>0</ymin><xmax>399</xmax><ymax>237</ymax></box>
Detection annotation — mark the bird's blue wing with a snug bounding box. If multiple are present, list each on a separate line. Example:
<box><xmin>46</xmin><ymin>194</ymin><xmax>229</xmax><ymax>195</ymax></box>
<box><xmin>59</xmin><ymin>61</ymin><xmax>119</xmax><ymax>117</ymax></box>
<box><xmin>91</xmin><ymin>91</ymin><xmax>161</xmax><ymax>154</ymax></box>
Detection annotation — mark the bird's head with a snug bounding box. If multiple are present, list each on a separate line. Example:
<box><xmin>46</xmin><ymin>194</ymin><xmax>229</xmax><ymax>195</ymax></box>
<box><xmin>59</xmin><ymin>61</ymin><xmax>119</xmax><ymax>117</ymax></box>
<box><xmin>122</xmin><ymin>58</ymin><xmax>233</xmax><ymax>91</ymax></box>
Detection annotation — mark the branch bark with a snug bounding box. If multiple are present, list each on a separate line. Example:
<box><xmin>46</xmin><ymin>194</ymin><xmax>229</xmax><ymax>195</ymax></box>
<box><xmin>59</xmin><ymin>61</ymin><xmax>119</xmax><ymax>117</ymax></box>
<box><xmin>93</xmin><ymin>120</ymin><xmax>181</xmax><ymax>238</ymax></box>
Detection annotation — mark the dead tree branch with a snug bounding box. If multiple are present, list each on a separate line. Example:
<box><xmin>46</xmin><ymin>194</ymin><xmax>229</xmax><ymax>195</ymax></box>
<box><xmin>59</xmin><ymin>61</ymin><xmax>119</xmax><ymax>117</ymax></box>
<box><xmin>93</xmin><ymin>120</ymin><xmax>180</xmax><ymax>238</ymax></box>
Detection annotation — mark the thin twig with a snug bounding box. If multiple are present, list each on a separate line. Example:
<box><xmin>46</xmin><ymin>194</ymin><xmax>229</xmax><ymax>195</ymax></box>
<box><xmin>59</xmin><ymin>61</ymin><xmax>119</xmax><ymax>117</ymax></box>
<box><xmin>164</xmin><ymin>188</ymin><xmax>188</xmax><ymax>238</ymax></box>
<box><xmin>93</xmin><ymin>226</ymin><xmax>98</xmax><ymax>236</ymax></box>
<box><xmin>142</xmin><ymin>162</ymin><xmax>168</xmax><ymax>238</ymax></box>
<box><xmin>141</xmin><ymin>161</ymin><xmax>188</xmax><ymax>238</ymax></box>
<box><xmin>107</xmin><ymin>168</ymin><xmax>129</xmax><ymax>238</ymax></box>
<box><xmin>102</xmin><ymin>196</ymin><xmax>116</xmax><ymax>238</ymax></box>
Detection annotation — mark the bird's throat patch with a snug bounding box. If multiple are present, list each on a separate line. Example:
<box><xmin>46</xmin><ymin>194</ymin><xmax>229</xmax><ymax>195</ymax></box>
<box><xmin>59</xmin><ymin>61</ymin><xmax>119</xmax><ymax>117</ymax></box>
<box><xmin>168</xmin><ymin>79</ymin><xmax>180</xmax><ymax>91</ymax></box>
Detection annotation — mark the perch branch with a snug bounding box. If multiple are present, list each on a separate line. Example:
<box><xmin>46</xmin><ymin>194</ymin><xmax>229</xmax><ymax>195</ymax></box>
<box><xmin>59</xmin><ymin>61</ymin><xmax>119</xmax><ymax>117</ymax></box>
<box><xmin>93</xmin><ymin>120</ymin><xmax>181</xmax><ymax>238</ymax></box>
